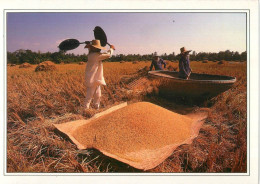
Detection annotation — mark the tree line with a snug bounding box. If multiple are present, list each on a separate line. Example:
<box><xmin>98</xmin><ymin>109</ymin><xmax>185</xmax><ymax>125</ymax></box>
<box><xmin>7</xmin><ymin>49</ymin><xmax>247</xmax><ymax>64</ymax></box>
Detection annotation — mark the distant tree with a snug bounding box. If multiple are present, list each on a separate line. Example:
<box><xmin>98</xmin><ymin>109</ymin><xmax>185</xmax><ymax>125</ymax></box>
<box><xmin>190</xmin><ymin>51</ymin><xmax>196</xmax><ymax>61</ymax></box>
<box><xmin>224</xmin><ymin>50</ymin><xmax>232</xmax><ymax>61</ymax></box>
<box><xmin>232</xmin><ymin>51</ymin><xmax>240</xmax><ymax>61</ymax></box>
<box><xmin>7</xmin><ymin>52</ymin><xmax>19</xmax><ymax>64</ymax></box>
<box><xmin>241</xmin><ymin>51</ymin><xmax>247</xmax><ymax>61</ymax></box>
<box><xmin>18</xmin><ymin>50</ymin><xmax>36</xmax><ymax>64</ymax></box>
<box><xmin>208</xmin><ymin>52</ymin><xmax>218</xmax><ymax>61</ymax></box>
<box><xmin>51</xmin><ymin>52</ymin><xmax>64</xmax><ymax>63</ymax></box>
<box><xmin>33</xmin><ymin>57</ymin><xmax>41</xmax><ymax>64</ymax></box>
<box><xmin>196</xmin><ymin>52</ymin><xmax>207</xmax><ymax>61</ymax></box>
<box><xmin>6</xmin><ymin>49</ymin><xmax>247</xmax><ymax>64</ymax></box>
<box><xmin>153</xmin><ymin>52</ymin><xmax>157</xmax><ymax>56</ymax></box>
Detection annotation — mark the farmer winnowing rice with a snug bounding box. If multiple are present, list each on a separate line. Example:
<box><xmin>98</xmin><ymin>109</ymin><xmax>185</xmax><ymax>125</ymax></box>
<box><xmin>84</xmin><ymin>40</ymin><xmax>115</xmax><ymax>110</ymax></box>
<box><xmin>149</xmin><ymin>55</ymin><xmax>166</xmax><ymax>71</ymax></box>
<box><xmin>179</xmin><ymin>47</ymin><xmax>192</xmax><ymax>79</ymax></box>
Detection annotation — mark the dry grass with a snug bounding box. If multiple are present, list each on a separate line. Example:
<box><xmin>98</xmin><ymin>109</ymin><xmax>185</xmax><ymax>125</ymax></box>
<box><xmin>8</xmin><ymin>64</ymin><xmax>16</xmax><ymax>67</ymax></box>
<box><xmin>7</xmin><ymin>60</ymin><xmax>247</xmax><ymax>173</ymax></box>
<box><xmin>218</xmin><ymin>60</ymin><xmax>227</xmax><ymax>65</ymax></box>
<box><xmin>167</xmin><ymin>65</ymin><xmax>177</xmax><ymax>71</ymax></box>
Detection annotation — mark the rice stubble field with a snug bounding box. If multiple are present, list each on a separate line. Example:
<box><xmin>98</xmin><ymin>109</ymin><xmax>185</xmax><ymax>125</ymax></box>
<box><xmin>7</xmin><ymin>60</ymin><xmax>247</xmax><ymax>172</ymax></box>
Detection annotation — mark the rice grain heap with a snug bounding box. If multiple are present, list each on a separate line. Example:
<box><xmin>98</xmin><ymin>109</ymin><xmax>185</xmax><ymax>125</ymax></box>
<box><xmin>54</xmin><ymin>102</ymin><xmax>206</xmax><ymax>170</ymax></box>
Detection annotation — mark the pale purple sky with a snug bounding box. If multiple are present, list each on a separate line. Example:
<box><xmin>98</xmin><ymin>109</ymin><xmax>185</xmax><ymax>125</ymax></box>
<box><xmin>7</xmin><ymin>12</ymin><xmax>246</xmax><ymax>55</ymax></box>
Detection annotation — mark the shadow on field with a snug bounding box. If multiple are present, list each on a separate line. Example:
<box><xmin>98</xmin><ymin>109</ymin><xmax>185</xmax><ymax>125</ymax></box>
<box><xmin>143</xmin><ymin>92</ymin><xmax>214</xmax><ymax>115</ymax></box>
<box><xmin>77</xmin><ymin>148</ymin><xmax>142</xmax><ymax>172</ymax></box>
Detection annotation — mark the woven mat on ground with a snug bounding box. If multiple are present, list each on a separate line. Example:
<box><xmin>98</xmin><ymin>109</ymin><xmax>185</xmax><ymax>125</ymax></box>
<box><xmin>53</xmin><ymin>102</ymin><xmax>207</xmax><ymax>170</ymax></box>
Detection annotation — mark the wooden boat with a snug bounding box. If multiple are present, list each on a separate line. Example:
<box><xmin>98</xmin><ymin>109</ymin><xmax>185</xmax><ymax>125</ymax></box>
<box><xmin>148</xmin><ymin>70</ymin><xmax>236</xmax><ymax>100</ymax></box>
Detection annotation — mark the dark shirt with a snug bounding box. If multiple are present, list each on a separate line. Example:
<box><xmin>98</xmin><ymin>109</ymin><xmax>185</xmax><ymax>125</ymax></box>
<box><xmin>179</xmin><ymin>54</ymin><xmax>191</xmax><ymax>79</ymax></box>
<box><xmin>150</xmin><ymin>58</ymin><xmax>166</xmax><ymax>71</ymax></box>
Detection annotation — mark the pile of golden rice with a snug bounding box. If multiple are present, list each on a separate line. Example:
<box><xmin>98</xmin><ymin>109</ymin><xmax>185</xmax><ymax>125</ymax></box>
<box><xmin>54</xmin><ymin>102</ymin><xmax>206</xmax><ymax>170</ymax></box>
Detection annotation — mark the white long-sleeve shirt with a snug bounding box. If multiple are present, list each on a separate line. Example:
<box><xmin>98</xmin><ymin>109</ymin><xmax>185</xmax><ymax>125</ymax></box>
<box><xmin>85</xmin><ymin>48</ymin><xmax>113</xmax><ymax>87</ymax></box>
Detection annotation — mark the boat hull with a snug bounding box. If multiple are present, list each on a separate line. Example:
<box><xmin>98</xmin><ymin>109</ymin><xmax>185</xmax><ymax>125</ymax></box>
<box><xmin>148</xmin><ymin>71</ymin><xmax>236</xmax><ymax>100</ymax></box>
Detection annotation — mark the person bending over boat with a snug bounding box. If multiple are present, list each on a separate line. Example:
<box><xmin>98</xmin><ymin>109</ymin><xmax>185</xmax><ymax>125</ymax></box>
<box><xmin>179</xmin><ymin>47</ymin><xmax>192</xmax><ymax>79</ymax></box>
<box><xmin>149</xmin><ymin>55</ymin><xmax>166</xmax><ymax>71</ymax></box>
<box><xmin>84</xmin><ymin>40</ymin><xmax>115</xmax><ymax>110</ymax></box>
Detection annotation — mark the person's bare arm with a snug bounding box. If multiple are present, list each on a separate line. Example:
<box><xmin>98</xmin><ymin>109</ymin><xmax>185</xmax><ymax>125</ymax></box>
<box><xmin>97</xmin><ymin>45</ymin><xmax>115</xmax><ymax>61</ymax></box>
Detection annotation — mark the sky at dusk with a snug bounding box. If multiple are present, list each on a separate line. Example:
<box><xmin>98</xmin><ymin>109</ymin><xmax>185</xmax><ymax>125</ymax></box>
<box><xmin>6</xmin><ymin>12</ymin><xmax>247</xmax><ymax>55</ymax></box>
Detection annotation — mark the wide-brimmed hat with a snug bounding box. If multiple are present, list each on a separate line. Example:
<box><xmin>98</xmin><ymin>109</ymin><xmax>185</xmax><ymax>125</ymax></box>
<box><xmin>90</xmin><ymin>40</ymin><xmax>106</xmax><ymax>50</ymax></box>
<box><xmin>180</xmin><ymin>47</ymin><xmax>192</xmax><ymax>54</ymax></box>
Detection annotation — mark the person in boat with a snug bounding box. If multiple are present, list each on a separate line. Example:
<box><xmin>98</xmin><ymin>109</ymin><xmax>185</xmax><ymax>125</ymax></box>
<box><xmin>179</xmin><ymin>47</ymin><xmax>192</xmax><ymax>79</ymax></box>
<box><xmin>149</xmin><ymin>55</ymin><xmax>166</xmax><ymax>71</ymax></box>
<box><xmin>84</xmin><ymin>40</ymin><xmax>115</xmax><ymax>110</ymax></box>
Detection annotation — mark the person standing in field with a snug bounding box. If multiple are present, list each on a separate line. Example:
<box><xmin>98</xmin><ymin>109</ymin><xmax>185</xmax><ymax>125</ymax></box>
<box><xmin>84</xmin><ymin>40</ymin><xmax>115</xmax><ymax>110</ymax></box>
<box><xmin>178</xmin><ymin>47</ymin><xmax>192</xmax><ymax>79</ymax></box>
<box><xmin>149</xmin><ymin>55</ymin><xmax>167</xmax><ymax>71</ymax></box>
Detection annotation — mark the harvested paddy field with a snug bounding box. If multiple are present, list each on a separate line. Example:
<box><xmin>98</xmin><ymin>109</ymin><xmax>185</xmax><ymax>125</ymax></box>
<box><xmin>7</xmin><ymin>61</ymin><xmax>247</xmax><ymax>173</ymax></box>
